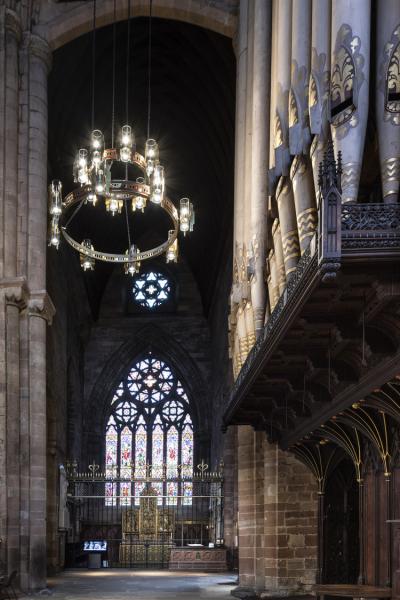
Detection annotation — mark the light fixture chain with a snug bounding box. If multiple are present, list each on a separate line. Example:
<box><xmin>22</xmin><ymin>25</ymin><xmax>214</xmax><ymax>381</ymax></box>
<box><xmin>111</xmin><ymin>0</ymin><xmax>117</xmax><ymax>148</ymax></box>
<box><xmin>125</xmin><ymin>197</ymin><xmax>132</xmax><ymax>251</ymax></box>
<box><xmin>147</xmin><ymin>0</ymin><xmax>153</xmax><ymax>139</ymax></box>
<box><xmin>126</xmin><ymin>0</ymin><xmax>131</xmax><ymax>125</ymax></box>
<box><xmin>91</xmin><ymin>0</ymin><xmax>97</xmax><ymax>132</ymax></box>
<box><xmin>65</xmin><ymin>199</ymin><xmax>85</xmax><ymax>229</ymax></box>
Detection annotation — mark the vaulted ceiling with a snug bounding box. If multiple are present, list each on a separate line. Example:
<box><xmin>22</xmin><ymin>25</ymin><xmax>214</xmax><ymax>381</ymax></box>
<box><xmin>48</xmin><ymin>16</ymin><xmax>235</xmax><ymax>318</ymax></box>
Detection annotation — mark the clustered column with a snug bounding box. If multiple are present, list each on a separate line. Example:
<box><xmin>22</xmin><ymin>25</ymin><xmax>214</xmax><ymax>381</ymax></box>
<box><xmin>0</xmin><ymin>7</ymin><xmax>54</xmax><ymax>592</ymax></box>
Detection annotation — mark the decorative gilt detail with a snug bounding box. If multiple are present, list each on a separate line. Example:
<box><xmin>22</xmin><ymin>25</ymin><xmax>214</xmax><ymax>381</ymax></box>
<box><xmin>281</xmin><ymin>231</ymin><xmax>300</xmax><ymax>262</ymax></box>
<box><xmin>340</xmin><ymin>161</ymin><xmax>361</xmax><ymax>202</ymax></box>
<box><xmin>5</xmin><ymin>8</ymin><xmax>21</xmax><ymax>41</ymax></box>
<box><xmin>381</xmin><ymin>156</ymin><xmax>400</xmax><ymax>197</ymax></box>
<box><xmin>28</xmin><ymin>290</ymin><xmax>56</xmax><ymax>324</ymax></box>
<box><xmin>0</xmin><ymin>277</ymin><xmax>29</xmax><ymax>310</ymax></box>
<box><xmin>330</xmin><ymin>24</ymin><xmax>365</xmax><ymax>137</ymax></box>
<box><xmin>379</xmin><ymin>24</ymin><xmax>400</xmax><ymax>123</ymax></box>
<box><xmin>297</xmin><ymin>207</ymin><xmax>318</xmax><ymax>243</ymax></box>
<box><xmin>309</xmin><ymin>48</ymin><xmax>330</xmax><ymax>136</ymax></box>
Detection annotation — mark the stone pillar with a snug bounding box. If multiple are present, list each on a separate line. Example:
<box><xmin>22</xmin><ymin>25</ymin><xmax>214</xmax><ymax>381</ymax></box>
<box><xmin>264</xmin><ymin>444</ymin><xmax>319</xmax><ymax>595</ymax></box>
<box><xmin>249</xmin><ymin>0</ymin><xmax>271</xmax><ymax>335</ymax></box>
<box><xmin>0</xmin><ymin>6</ymin><xmax>25</xmax><ymax>583</ymax></box>
<box><xmin>233</xmin><ymin>426</ymin><xmax>265</xmax><ymax>597</ymax></box>
<box><xmin>223</xmin><ymin>426</ymin><xmax>238</xmax><ymax>569</ymax></box>
<box><xmin>23</xmin><ymin>33</ymin><xmax>54</xmax><ymax>591</ymax></box>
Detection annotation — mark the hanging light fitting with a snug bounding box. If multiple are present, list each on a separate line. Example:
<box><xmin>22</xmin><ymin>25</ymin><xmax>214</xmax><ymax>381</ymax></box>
<box><xmin>48</xmin><ymin>0</ymin><xmax>194</xmax><ymax>275</ymax></box>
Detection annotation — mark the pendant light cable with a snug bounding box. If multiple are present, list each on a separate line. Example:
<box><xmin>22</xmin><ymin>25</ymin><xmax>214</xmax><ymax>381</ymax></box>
<box><xmin>147</xmin><ymin>0</ymin><xmax>153</xmax><ymax>139</ymax></box>
<box><xmin>125</xmin><ymin>0</ymin><xmax>132</xmax><ymax>250</ymax></box>
<box><xmin>111</xmin><ymin>0</ymin><xmax>117</xmax><ymax>147</ymax></box>
<box><xmin>91</xmin><ymin>0</ymin><xmax>97</xmax><ymax>132</ymax></box>
<box><xmin>126</xmin><ymin>0</ymin><xmax>131</xmax><ymax>124</ymax></box>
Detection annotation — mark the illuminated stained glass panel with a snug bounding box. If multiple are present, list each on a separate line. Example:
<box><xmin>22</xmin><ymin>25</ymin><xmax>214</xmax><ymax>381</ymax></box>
<box><xmin>182</xmin><ymin>419</ymin><xmax>193</xmax><ymax>505</ymax></box>
<box><xmin>132</xmin><ymin>271</ymin><xmax>171</xmax><ymax>309</ymax></box>
<box><xmin>120</xmin><ymin>426</ymin><xmax>132</xmax><ymax>505</ymax></box>
<box><xmin>152</xmin><ymin>421</ymin><xmax>164</xmax><ymax>504</ymax></box>
<box><xmin>105</xmin><ymin>418</ymin><xmax>117</xmax><ymax>506</ymax></box>
<box><xmin>134</xmin><ymin>422</ymin><xmax>147</xmax><ymax>503</ymax></box>
<box><xmin>105</xmin><ymin>354</ymin><xmax>194</xmax><ymax>507</ymax></box>
<box><xmin>166</xmin><ymin>426</ymin><xmax>179</xmax><ymax>505</ymax></box>
<box><xmin>126</xmin><ymin>357</ymin><xmax>173</xmax><ymax>404</ymax></box>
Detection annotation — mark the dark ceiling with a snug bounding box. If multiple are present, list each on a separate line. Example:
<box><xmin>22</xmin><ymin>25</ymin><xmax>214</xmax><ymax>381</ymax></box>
<box><xmin>48</xmin><ymin>16</ymin><xmax>235</xmax><ymax>318</ymax></box>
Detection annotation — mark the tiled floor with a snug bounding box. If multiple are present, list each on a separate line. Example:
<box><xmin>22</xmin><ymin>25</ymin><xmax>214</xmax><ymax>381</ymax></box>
<box><xmin>46</xmin><ymin>569</ymin><xmax>237</xmax><ymax>599</ymax></box>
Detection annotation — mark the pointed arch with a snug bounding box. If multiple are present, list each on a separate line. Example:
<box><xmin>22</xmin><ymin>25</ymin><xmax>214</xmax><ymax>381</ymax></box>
<box><xmin>87</xmin><ymin>323</ymin><xmax>207</xmax><ymax>437</ymax></box>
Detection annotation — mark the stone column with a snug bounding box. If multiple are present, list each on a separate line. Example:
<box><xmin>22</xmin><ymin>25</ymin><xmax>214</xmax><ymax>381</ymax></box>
<box><xmin>249</xmin><ymin>0</ymin><xmax>271</xmax><ymax>335</ymax></box>
<box><xmin>375</xmin><ymin>0</ymin><xmax>400</xmax><ymax>204</ymax></box>
<box><xmin>233</xmin><ymin>426</ymin><xmax>265</xmax><ymax>598</ymax></box>
<box><xmin>24</xmin><ymin>33</ymin><xmax>54</xmax><ymax>591</ymax></box>
<box><xmin>223</xmin><ymin>426</ymin><xmax>238</xmax><ymax>569</ymax></box>
<box><xmin>0</xmin><ymin>6</ymin><xmax>24</xmax><ymax>581</ymax></box>
<box><xmin>330</xmin><ymin>0</ymin><xmax>371</xmax><ymax>203</ymax></box>
<box><xmin>264</xmin><ymin>443</ymin><xmax>319</xmax><ymax>595</ymax></box>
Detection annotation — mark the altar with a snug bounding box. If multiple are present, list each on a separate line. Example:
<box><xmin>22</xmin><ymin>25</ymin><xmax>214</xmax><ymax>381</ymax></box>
<box><xmin>119</xmin><ymin>486</ymin><xmax>175</xmax><ymax>567</ymax></box>
<box><xmin>169</xmin><ymin>547</ymin><xmax>228</xmax><ymax>571</ymax></box>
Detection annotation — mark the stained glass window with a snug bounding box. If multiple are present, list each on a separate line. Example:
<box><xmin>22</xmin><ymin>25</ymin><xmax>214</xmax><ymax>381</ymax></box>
<box><xmin>104</xmin><ymin>353</ymin><xmax>193</xmax><ymax>506</ymax></box>
<box><xmin>132</xmin><ymin>271</ymin><xmax>171</xmax><ymax>309</ymax></box>
<box><xmin>105</xmin><ymin>418</ymin><xmax>118</xmax><ymax>506</ymax></box>
<box><xmin>120</xmin><ymin>427</ymin><xmax>132</xmax><ymax>505</ymax></box>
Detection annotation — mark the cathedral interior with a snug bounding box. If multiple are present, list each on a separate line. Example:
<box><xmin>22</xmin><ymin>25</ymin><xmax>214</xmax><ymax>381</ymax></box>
<box><xmin>1</xmin><ymin>1</ymin><xmax>400</xmax><ymax>599</ymax></box>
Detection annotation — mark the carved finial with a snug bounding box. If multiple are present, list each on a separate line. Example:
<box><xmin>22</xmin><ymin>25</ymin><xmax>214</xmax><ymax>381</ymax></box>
<box><xmin>88</xmin><ymin>461</ymin><xmax>99</xmax><ymax>479</ymax></box>
<box><xmin>319</xmin><ymin>136</ymin><xmax>341</xmax><ymax>199</ymax></box>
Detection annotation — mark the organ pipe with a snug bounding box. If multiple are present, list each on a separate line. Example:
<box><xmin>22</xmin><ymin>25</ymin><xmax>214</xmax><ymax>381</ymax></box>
<box><xmin>376</xmin><ymin>0</ymin><xmax>400</xmax><ymax>204</ymax></box>
<box><xmin>330</xmin><ymin>0</ymin><xmax>371</xmax><ymax>203</ymax></box>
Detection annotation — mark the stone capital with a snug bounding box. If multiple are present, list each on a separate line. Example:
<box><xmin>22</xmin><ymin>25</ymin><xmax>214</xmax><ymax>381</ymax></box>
<box><xmin>5</xmin><ymin>8</ymin><xmax>22</xmax><ymax>41</ymax></box>
<box><xmin>0</xmin><ymin>276</ymin><xmax>29</xmax><ymax>310</ymax></box>
<box><xmin>28</xmin><ymin>289</ymin><xmax>56</xmax><ymax>324</ymax></box>
<box><xmin>23</xmin><ymin>32</ymin><xmax>52</xmax><ymax>73</ymax></box>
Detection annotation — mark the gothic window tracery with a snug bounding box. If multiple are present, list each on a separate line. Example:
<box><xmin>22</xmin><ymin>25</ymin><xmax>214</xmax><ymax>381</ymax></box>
<box><xmin>105</xmin><ymin>354</ymin><xmax>194</xmax><ymax>506</ymax></box>
<box><xmin>132</xmin><ymin>271</ymin><xmax>171</xmax><ymax>309</ymax></box>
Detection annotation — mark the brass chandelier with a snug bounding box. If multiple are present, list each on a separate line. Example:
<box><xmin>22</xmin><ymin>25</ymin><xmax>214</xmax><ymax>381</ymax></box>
<box><xmin>47</xmin><ymin>0</ymin><xmax>194</xmax><ymax>275</ymax></box>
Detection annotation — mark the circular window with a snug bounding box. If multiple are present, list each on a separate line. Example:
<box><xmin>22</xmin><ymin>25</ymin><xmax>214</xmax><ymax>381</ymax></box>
<box><xmin>132</xmin><ymin>271</ymin><xmax>171</xmax><ymax>309</ymax></box>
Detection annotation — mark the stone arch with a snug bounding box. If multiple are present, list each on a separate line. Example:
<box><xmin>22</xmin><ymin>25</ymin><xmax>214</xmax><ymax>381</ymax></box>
<box><xmin>84</xmin><ymin>322</ymin><xmax>209</xmax><ymax>464</ymax></box>
<box><xmin>42</xmin><ymin>0</ymin><xmax>237</xmax><ymax>50</ymax></box>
